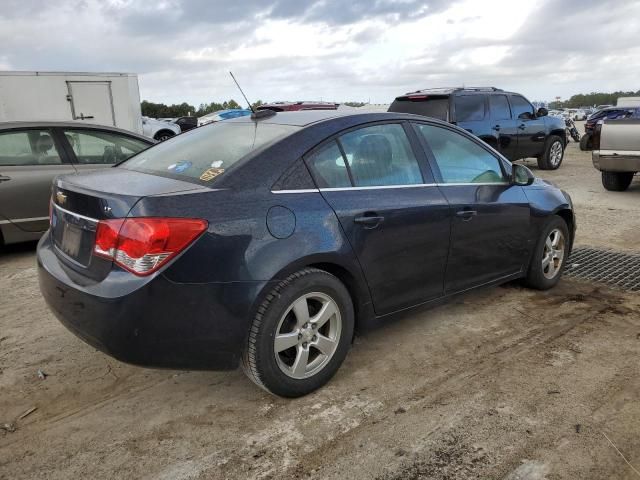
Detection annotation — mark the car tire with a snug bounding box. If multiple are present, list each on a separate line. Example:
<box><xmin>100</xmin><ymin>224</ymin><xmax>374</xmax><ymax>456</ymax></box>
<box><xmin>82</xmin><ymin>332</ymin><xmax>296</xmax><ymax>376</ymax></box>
<box><xmin>154</xmin><ymin>131</ymin><xmax>175</xmax><ymax>142</ymax></box>
<box><xmin>579</xmin><ymin>134</ymin><xmax>592</xmax><ymax>151</ymax></box>
<box><xmin>242</xmin><ymin>268</ymin><xmax>354</xmax><ymax>397</ymax></box>
<box><xmin>601</xmin><ymin>171</ymin><xmax>634</xmax><ymax>192</ymax></box>
<box><xmin>537</xmin><ymin>135</ymin><xmax>564</xmax><ymax>170</ymax></box>
<box><xmin>523</xmin><ymin>216</ymin><xmax>569</xmax><ymax>290</ymax></box>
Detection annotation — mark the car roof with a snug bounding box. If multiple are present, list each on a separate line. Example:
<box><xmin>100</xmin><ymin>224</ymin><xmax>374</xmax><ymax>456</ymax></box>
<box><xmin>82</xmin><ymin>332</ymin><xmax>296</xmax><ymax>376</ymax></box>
<box><xmin>226</xmin><ymin>109</ymin><xmax>428</xmax><ymax>127</ymax></box>
<box><xmin>398</xmin><ymin>87</ymin><xmax>507</xmax><ymax>97</ymax></box>
<box><xmin>0</xmin><ymin>121</ymin><xmax>153</xmax><ymax>142</ymax></box>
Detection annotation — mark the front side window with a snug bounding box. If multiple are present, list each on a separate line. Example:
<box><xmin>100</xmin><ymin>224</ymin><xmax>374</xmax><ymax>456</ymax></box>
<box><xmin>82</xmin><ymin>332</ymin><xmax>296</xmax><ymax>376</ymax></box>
<box><xmin>63</xmin><ymin>129</ymin><xmax>149</xmax><ymax>165</ymax></box>
<box><xmin>414</xmin><ymin>124</ymin><xmax>505</xmax><ymax>184</ymax></box>
<box><xmin>0</xmin><ymin>130</ymin><xmax>63</xmax><ymax>166</ymax></box>
<box><xmin>123</xmin><ymin>122</ymin><xmax>298</xmax><ymax>183</ymax></box>
<box><xmin>338</xmin><ymin>124</ymin><xmax>423</xmax><ymax>187</ymax></box>
<box><xmin>510</xmin><ymin>95</ymin><xmax>534</xmax><ymax>118</ymax></box>
<box><xmin>489</xmin><ymin>95</ymin><xmax>512</xmax><ymax>120</ymax></box>
<box><xmin>454</xmin><ymin>95</ymin><xmax>486</xmax><ymax>122</ymax></box>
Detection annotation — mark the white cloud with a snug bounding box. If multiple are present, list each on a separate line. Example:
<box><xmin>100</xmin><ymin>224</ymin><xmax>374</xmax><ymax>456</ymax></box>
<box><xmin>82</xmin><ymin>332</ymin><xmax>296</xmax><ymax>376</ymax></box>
<box><xmin>0</xmin><ymin>0</ymin><xmax>638</xmax><ymax>105</ymax></box>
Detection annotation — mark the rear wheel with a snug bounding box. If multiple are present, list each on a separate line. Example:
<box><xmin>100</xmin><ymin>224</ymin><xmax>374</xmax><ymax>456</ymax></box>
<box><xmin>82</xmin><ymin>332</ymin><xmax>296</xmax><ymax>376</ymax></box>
<box><xmin>579</xmin><ymin>134</ymin><xmax>592</xmax><ymax>151</ymax></box>
<box><xmin>601</xmin><ymin>171</ymin><xmax>634</xmax><ymax>191</ymax></box>
<box><xmin>242</xmin><ymin>268</ymin><xmax>354</xmax><ymax>397</ymax></box>
<box><xmin>524</xmin><ymin>216</ymin><xmax>569</xmax><ymax>290</ymax></box>
<box><xmin>537</xmin><ymin>135</ymin><xmax>564</xmax><ymax>170</ymax></box>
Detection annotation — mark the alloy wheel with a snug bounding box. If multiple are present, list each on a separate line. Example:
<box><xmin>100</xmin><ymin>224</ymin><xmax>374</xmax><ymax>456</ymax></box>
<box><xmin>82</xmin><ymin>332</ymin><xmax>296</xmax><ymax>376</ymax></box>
<box><xmin>542</xmin><ymin>228</ymin><xmax>565</xmax><ymax>279</ymax></box>
<box><xmin>550</xmin><ymin>141</ymin><xmax>563</xmax><ymax>167</ymax></box>
<box><xmin>274</xmin><ymin>292</ymin><xmax>342</xmax><ymax>379</ymax></box>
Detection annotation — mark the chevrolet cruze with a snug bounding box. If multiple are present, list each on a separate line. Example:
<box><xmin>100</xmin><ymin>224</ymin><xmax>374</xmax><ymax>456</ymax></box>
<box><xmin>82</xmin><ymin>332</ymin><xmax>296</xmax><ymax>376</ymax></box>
<box><xmin>38</xmin><ymin>110</ymin><xmax>575</xmax><ymax>397</ymax></box>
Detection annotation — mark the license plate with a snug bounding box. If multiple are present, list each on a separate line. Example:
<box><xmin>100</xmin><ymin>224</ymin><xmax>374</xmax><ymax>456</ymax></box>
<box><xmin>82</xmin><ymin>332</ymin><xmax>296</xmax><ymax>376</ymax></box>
<box><xmin>61</xmin><ymin>223</ymin><xmax>82</xmax><ymax>258</ymax></box>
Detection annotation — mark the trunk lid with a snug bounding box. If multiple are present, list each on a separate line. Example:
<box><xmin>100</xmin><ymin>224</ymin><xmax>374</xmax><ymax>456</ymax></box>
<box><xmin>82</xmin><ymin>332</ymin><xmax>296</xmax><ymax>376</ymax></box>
<box><xmin>50</xmin><ymin>168</ymin><xmax>210</xmax><ymax>275</ymax></box>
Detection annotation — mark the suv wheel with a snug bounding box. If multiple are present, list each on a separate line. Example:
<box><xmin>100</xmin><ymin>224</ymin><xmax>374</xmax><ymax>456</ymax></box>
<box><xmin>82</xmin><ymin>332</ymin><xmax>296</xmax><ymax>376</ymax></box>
<box><xmin>242</xmin><ymin>268</ymin><xmax>354</xmax><ymax>397</ymax></box>
<box><xmin>579</xmin><ymin>134</ymin><xmax>592</xmax><ymax>151</ymax></box>
<box><xmin>537</xmin><ymin>135</ymin><xmax>564</xmax><ymax>170</ymax></box>
<box><xmin>524</xmin><ymin>216</ymin><xmax>569</xmax><ymax>290</ymax></box>
<box><xmin>601</xmin><ymin>171</ymin><xmax>634</xmax><ymax>191</ymax></box>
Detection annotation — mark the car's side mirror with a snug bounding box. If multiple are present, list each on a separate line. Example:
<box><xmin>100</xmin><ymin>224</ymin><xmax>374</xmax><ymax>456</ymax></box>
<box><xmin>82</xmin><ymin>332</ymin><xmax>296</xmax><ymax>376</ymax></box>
<box><xmin>536</xmin><ymin>107</ymin><xmax>548</xmax><ymax>117</ymax></box>
<box><xmin>511</xmin><ymin>164</ymin><xmax>535</xmax><ymax>186</ymax></box>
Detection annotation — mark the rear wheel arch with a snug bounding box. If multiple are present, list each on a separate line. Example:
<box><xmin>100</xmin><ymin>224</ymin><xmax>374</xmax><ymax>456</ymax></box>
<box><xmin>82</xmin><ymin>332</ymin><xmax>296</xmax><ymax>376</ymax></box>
<box><xmin>253</xmin><ymin>257</ymin><xmax>372</xmax><ymax>337</ymax></box>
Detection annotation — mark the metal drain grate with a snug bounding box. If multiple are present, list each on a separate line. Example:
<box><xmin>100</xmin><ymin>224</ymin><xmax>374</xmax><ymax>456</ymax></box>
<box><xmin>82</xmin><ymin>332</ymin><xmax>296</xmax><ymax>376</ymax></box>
<box><xmin>565</xmin><ymin>247</ymin><xmax>640</xmax><ymax>291</ymax></box>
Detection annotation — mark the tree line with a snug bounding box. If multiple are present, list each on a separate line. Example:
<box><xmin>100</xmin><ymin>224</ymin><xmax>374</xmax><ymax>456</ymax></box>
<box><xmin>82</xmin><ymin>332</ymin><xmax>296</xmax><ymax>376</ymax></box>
<box><xmin>140</xmin><ymin>99</ymin><xmax>369</xmax><ymax>118</ymax></box>
<box><xmin>549</xmin><ymin>90</ymin><xmax>640</xmax><ymax>109</ymax></box>
<box><xmin>141</xmin><ymin>99</ymin><xmax>265</xmax><ymax>118</ymax></box>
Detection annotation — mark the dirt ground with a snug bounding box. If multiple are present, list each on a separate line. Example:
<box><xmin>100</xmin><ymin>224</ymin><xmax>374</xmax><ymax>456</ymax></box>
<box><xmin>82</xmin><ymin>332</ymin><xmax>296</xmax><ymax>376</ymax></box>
<box><xmin>1</xmin><ymin>133</ymin><xmax>640</xmax><ymax>479</ymax></box>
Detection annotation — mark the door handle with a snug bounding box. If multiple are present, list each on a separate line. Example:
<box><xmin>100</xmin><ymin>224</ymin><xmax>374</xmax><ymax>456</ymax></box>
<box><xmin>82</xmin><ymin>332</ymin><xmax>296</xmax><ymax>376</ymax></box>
<box><xmin>0</xmin><ymin>175</ymin><xmax>11</xmax><ymax>182</ymax></box>
<box><xmin>456</xmin><ymin>209</ymin><xmax>477</xmax><ymax>221</ymax></box>
<box><xmin>518</xmin><ymin>124</ymin><xmax>526</xmax><ymax>130</ymax></box>
<box><xmin>354</xmin><ymin>214</ymin><xmax>384</xmax><ymax>229</ymax></box>
<box><xmin>492</xmin><ymin>125</ymin><xmax>501</xmax><ymax>131</ymax></box>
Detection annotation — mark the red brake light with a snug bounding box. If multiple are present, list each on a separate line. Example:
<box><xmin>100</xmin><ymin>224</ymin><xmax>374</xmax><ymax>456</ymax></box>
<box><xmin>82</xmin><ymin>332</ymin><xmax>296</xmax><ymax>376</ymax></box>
<box><xmin>94</xmin><ymin>218</ymin><xmax>207</xmax><ymax>276</ymax></box>
<box><xmin>408</xmin><ymin>95</ymin><xmax>428</xmax><ymax>101</ymax></box>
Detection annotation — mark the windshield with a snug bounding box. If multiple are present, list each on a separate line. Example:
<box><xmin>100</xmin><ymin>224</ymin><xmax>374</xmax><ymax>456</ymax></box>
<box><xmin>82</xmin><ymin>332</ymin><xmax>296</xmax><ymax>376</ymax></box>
<box><xmin>122</xmin><ymin>121</ymin><xmax>298</xmax><ymax>184</ymax></box>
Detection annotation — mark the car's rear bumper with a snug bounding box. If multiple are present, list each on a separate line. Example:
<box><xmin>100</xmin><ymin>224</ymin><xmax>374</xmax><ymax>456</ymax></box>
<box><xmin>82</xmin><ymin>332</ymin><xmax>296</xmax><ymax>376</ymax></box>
<box><xmin>592</xmin><ymin>150</ymin><xmax>640</xmax><ymax>172</ymax></box>
<box><xmin>37</xmin><ymin>234</ymin><xmax>272</xmax><ymax>370</ymax></box>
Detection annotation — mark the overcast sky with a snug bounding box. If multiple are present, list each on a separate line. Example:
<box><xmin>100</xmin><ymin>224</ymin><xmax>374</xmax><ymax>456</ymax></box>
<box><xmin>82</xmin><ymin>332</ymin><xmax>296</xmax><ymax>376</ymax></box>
<box><xmin>1</xmin><ymin>0</ymin><xmax>638</xmax><ymax>106</ymax></box>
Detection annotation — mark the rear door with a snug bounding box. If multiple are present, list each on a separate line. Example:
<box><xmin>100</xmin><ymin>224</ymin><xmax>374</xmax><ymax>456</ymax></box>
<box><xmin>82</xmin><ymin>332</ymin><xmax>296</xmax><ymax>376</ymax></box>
<box><xmin>413</xmin><ymin>122</ymin><xmax>531</xmax><ymax>293</ymax></box>
<box><xmin>509</xmin><ymin>94</ymin><xmax>547</xmax><ymax>159</ymax></box>
<box><xmin>66</xmin><ymin>81</ymin><xmax>115</xmax><ymax>126</ymax></box>
<box><xmin>488</xmin><ymin>94</ymin><xmax>518</xmax><ymax>160</ymax></box>
<box><xmin>305</xmin><ymin>122</ymin><xmax>451</xmax><ymax>315</ymax></box>
<box><xmin>0</xmin><ymin>128</ymin><xmax>76</xmax><ymax>232</ymax></box>
<box><xmin>58</xmin><ymin>127</ymin><xmax>150</xmax><ymax>173</ymax></box>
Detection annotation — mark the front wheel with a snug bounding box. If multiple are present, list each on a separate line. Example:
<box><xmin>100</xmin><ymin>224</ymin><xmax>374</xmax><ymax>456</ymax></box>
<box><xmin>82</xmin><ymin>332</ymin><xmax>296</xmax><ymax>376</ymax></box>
<box><xmin>537</xmin><ymin>135</ymin><xmax>564</xmax><ymax>170</ymax></box>
<box><xmin>242</xmin><ymin>268</ymin><xmax>354</xmax><ymax>397</ymax></box>
<box><xmin>601</xmin><ymin>171</ymin><xmax>634</xmax><ymax>191</ymax></box>
<box><xmin>524</xmin><ymin>216</ymin><xmax>569</xmax><ymax>290</ymax></box>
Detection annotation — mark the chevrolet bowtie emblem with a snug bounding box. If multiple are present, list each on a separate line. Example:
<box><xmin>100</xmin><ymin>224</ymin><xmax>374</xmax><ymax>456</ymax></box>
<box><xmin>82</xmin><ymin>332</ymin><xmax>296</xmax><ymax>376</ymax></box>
<box><xmin>56</xmin><ymin>191</ymin><xmax>67</xmax><ymax>205</ymax></box>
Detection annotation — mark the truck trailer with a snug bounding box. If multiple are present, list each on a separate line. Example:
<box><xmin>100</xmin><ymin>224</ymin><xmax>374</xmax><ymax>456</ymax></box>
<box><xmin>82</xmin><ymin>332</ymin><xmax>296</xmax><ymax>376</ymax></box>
<box><xmin>0</xmin><ymin>71</ymin><xmax>143</xmax><ymax>134</ymax></box>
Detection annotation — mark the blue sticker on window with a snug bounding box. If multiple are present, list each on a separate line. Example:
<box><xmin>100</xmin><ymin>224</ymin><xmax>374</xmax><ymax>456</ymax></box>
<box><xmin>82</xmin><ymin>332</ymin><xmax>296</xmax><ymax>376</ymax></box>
<box><xmin>168</xmin><ymin>161</ymin><xmax>192</xmax><ymax>173</ymax></box>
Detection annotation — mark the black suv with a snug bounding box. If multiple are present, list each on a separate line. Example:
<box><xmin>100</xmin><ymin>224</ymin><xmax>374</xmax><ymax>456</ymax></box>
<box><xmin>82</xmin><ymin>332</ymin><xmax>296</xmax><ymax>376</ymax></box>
<box><xmin>389</xmin><ymin>87</ymin><xmax>567</xmax><ymax>170</ymax></box>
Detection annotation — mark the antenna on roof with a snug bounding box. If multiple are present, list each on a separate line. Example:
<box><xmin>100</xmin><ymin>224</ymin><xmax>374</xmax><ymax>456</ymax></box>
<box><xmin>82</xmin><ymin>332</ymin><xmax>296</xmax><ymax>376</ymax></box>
<box><xmin>229</xmin><ymin>71</ymin><xmax>274</xmax><ymax>120</ymax></box>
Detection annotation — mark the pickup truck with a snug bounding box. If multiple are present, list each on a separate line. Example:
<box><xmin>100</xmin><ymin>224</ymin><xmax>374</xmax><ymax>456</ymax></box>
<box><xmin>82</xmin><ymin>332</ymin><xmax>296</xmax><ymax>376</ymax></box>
<box><xmin>592</xmin><ymin>119</ymin><xmax>639</xmax><ymax>191</ymax></box>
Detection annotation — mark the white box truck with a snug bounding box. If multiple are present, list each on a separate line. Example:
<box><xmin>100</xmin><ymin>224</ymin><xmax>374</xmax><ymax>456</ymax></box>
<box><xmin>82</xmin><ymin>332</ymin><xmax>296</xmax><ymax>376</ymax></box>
<box><xmin>0</xmin><ymin>71</ymin><xmax>144</xmax><ymax>133</ymax></box>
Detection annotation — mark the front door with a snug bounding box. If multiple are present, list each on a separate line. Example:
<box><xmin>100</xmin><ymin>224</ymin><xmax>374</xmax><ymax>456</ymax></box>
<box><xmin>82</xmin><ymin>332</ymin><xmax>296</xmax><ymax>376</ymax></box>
<box><xmin>413</xmin><ymin>122</ymin><xmax>531</xmax><ymax>293</ymax></box>
<box><xmin>305</xmin><ymin>123</ymin><xmax>451</xmax><ymax>315</ymax></box>
<box><xmin>0</xmin><ymin>128</ymin><xmax>76</xmax><ymax>232</ymax></box>
<box><xmin>509</xmin><ymin>95</ymin><xmax>547</xmax><ymax>159</ymax></box>
<box><xmin>488</xmin><ymin>94</ymin><xmax>518</xmax><ymax>160</ymax></box>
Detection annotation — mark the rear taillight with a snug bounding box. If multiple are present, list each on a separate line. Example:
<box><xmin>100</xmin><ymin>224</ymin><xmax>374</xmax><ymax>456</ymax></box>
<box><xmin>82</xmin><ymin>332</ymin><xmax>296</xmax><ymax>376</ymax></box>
<box><xmin>94</xmin><ymin>217</ymin><xmax>207</xmax><ymax>276</ymax></box>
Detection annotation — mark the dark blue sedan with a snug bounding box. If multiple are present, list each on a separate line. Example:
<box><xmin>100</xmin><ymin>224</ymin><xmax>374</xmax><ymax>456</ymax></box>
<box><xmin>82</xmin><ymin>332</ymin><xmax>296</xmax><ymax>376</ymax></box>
<box><xmin>37</xmin><ymin>110</ymin><xmax>575</xmax><ymax>397</ymax></box>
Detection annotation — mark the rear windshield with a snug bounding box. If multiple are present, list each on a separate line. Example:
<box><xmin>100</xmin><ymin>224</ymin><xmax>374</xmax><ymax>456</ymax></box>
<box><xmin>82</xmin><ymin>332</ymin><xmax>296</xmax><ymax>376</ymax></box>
<box><xmin>388</xmin><ymin>97</ymin><xmax>449</xmax><ymax>120</ymax></box>
<box><xmin>122</xmin><ymin>122</ymin><xmax>298</xmax><ymax>184</ymax></box>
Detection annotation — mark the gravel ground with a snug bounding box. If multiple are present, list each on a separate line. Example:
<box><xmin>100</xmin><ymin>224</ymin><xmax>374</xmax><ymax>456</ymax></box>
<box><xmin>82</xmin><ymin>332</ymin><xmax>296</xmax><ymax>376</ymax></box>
<box><xmin>1</xmin><ymin>134</ymin><xmax>639</xmax><ymax>479</ymax></box>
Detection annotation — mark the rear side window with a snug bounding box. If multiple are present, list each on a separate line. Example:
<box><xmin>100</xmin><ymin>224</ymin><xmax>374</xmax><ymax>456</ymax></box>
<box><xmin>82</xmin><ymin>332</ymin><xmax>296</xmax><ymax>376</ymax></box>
<box><xmin>305</xmin><ymin>141</ymin><xmax>351</xmax><ymax>188</ymax></box>
<box><xmin>489</xmin><ymin>95</ymin><xmax>511</xmax><ymax>120</ymax></box>
<box><xmin>338</xmin><ymin>124</ymin><xmax>423</xmax><ymax>187</ymax></box>
<box><xmin>123</xmin><ymin>122</ymin><xmax>298</xmax><ymax>183</ymax></box>
<box><xmin>454</xmin><ymin>95</ymin><xmax>485</xmax><ymax>122</ymax></box>
<box><xmin>414</xmin><ymin>124</ymin><xmax>505</xmax><ymax>184</ymax></box>
<box><xmin>0</xmin><ymin>130</ymin><xmax>63</xmax><ymax>166</ymax></box>
<box><xmin>509</xmin><ymin>95</ymin><xmax>534</xmax><ymax>118</ymax></box>
<box><xmin>388</xmin><ymin>98</ymin><xmax>449</xmax><ymax>121</ymax></box>
<box><xmin>63</xmin><ymin>129</ymin><xmax>148</xmax><ymax>165</ymax></box>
